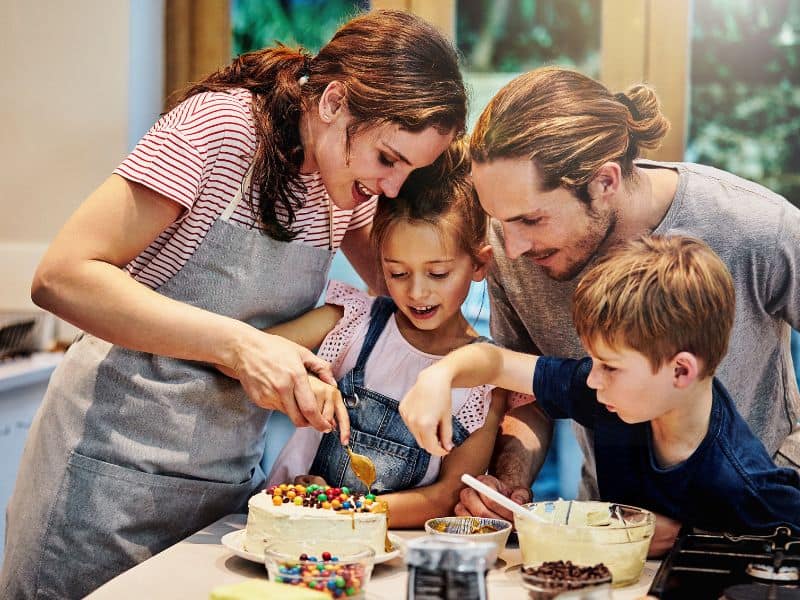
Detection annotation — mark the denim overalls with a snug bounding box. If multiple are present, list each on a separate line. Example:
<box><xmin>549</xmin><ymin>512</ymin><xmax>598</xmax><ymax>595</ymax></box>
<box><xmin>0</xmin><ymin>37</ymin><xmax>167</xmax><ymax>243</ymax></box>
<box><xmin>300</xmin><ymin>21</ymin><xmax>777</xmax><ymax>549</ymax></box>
<box><xmin>310</xmin><ymin>296</ymin><xmax>482</xmax><ymax>494</ymax></box>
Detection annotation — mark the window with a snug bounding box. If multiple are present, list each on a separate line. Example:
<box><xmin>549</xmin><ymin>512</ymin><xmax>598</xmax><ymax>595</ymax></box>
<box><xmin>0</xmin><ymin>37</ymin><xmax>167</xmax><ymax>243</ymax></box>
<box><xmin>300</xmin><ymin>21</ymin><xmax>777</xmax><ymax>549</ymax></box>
<box><xmin>457</xmin><ymin>0</ymin><xmax>601</xmax><ymax>129</ymax></box>
<box><xmin>687</xmin><ymin>0</ymin><xmax>800</xmax><ymax>207</ymax></box>
<box><xmin>232</xmin><ymin>0</ymin><xmax>368</xmax><ymax>55</ymax></box>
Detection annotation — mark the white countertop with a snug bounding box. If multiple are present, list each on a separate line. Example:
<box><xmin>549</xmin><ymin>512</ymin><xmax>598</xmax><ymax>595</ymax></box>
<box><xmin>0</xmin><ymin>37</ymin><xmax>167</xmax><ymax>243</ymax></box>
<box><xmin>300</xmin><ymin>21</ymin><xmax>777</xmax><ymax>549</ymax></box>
<box><xmin>86</xmin><ymin>513</ymin><xmax>659</xmax><ymax>599</ymax></box>
<box><xmin>0</xmin><ymin>352</ymin><xmax>62</xmax><ymax>393</ymax></box>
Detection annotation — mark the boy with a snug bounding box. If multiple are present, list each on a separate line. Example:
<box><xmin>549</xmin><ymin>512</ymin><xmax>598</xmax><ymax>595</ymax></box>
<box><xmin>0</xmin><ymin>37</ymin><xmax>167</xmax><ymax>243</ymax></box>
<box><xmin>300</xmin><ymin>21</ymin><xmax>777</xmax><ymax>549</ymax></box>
<box><xmin>400</xmin><ymin>235</ymin><xmax>800</xmax><ymax>534</ymax></box>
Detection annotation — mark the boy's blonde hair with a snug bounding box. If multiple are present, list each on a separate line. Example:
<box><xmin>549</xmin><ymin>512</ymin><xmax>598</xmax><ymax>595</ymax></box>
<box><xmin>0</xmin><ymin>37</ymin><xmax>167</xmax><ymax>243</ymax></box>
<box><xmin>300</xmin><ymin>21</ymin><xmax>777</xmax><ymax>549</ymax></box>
<box><xmin>572</xmin><ymin>235</ymin><xmax>735</xmax><ymax>377</ymax></box>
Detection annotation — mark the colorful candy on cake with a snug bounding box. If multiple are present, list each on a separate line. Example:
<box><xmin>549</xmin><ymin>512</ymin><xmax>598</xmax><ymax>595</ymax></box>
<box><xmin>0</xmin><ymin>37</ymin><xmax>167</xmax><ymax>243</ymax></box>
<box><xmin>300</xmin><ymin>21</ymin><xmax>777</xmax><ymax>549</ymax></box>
<box><xmin>244</xmin><ymin>484</ymin><xmax>389</xmax><ymax>558</ymax></box>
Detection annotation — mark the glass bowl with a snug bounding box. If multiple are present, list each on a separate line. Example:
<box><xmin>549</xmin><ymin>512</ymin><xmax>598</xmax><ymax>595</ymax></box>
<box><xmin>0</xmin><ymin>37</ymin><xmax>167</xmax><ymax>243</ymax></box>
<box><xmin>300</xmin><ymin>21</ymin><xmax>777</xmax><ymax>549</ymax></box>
<box><xmin>264</xmin><ymin>540</ymin><xmax>375</xmax><ymax>598</ymax></box>
<box><xmin>424</xmin><ymin>516</ymin><xmax>512</xmax><ymax>564</ymax></box>
<box><xmin>515</xmin><ymin>500</ymin><xmax>654</xmax><ymax>587</ymax></box>
<box><xmin>521</xmin><ymin>560</ymin><xmax>612</xmax><ymax>599</ymax></box>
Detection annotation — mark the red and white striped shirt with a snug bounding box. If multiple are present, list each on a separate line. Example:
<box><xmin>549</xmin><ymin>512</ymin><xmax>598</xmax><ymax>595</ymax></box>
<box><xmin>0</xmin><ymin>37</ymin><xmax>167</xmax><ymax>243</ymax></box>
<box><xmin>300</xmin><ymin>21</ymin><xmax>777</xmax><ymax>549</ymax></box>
<box><xmin>114</xmin><ymin>88</ymin><xmax>376</xmax><ymax>290</ymax></box>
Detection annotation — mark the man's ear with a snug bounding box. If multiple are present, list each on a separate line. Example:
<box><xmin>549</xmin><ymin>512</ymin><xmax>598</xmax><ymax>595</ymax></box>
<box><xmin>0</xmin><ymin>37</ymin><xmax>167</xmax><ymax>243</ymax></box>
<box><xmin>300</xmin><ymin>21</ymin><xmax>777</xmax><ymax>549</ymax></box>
<box><xmin>671</xmin><ymin>351</ymin><xmax>700</xmax><ymax>388</ymax></box>
<box><xmin>586</xmin><ymin>162</ymin><xmax>622</xmax><ymax>203</ymax></box>
<box><xmin>318</xmin><ymin>81</ymin><xmax>347</xmax><ymax>123</ymax></box>
<box><xmin>472</xmin><ymin>244</ymin><xmax>494</xmax><ymax>282</ymax></box>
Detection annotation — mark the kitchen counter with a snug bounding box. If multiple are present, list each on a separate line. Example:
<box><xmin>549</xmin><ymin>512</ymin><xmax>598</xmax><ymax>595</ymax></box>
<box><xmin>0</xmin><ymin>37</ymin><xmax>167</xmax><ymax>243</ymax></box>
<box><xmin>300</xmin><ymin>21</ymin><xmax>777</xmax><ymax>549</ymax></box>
<box><xmin>0</xmin><ymin>351</ymin><xmax>62</xmax><ymax>394</ymax></box>
<box><xmin>86</xmin><ymin>513</ymin><xmax>659</xmax><ymax>599</ymax></box>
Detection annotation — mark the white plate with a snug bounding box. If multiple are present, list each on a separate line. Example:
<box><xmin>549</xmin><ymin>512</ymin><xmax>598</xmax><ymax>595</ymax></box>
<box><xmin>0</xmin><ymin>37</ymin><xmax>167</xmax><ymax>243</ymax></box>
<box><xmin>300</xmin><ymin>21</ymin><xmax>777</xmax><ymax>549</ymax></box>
<box><xmin>221</xmin><ymin>529</ymin><xmax>403</xmax><ymax>565</ymax></box>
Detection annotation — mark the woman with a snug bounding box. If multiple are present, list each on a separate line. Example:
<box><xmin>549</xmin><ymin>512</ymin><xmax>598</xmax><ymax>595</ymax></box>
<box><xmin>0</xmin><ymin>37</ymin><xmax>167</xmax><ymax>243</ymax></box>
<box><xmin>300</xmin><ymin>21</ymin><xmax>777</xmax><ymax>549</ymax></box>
<box><xmin>1</xmin><ymin>10</ymin><xmax>466</xmax><ymax>599</ymax></box>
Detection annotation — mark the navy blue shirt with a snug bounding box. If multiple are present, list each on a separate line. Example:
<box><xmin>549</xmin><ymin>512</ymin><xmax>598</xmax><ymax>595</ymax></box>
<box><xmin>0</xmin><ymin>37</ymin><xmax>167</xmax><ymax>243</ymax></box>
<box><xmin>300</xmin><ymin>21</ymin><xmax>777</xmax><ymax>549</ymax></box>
<box><xmin>533</xmin><ymin>356</ymin><xmax>800</xmax><ymax>534</ymax></box>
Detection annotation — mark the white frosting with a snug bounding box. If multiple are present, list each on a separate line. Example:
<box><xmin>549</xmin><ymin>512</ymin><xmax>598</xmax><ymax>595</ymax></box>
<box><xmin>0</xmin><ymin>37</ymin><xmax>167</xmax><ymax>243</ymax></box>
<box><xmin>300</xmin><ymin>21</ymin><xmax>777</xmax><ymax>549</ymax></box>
<box><xmin>244</xmin><ymin>492</ymin><xmax>388</xmax><ymax>557</ymax></box>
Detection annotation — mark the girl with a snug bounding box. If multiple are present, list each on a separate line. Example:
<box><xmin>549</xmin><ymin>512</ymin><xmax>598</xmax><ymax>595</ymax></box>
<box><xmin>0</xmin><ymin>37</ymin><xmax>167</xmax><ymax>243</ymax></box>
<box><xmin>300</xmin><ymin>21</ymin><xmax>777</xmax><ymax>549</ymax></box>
<box><xmin>265</xmin><ymin>142</ymin><xmax>506</xmax><ymax>527</ymax></box>
<box><xmin>2</xmin><ymin>10</ymin><xmax>466</xmax><ymax>599</ymax></box>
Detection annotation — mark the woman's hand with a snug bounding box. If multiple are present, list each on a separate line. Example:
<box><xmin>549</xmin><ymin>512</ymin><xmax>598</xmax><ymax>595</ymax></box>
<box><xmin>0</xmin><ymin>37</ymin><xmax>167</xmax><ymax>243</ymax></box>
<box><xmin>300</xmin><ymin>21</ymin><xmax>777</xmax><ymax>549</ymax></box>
<box><xmin>399</xmin><ymin>365</ymin><xmax>456</xmax><ymax>456</ymax></box>
<box><xmin>294</xmin><ymin>474</ymin><xmax>328</xmax><ymax>487</ymax></box>
<box><xmin>228</xmin><ymin>329</ymin><xmax>339</xmax><ymax>432</ymax></box>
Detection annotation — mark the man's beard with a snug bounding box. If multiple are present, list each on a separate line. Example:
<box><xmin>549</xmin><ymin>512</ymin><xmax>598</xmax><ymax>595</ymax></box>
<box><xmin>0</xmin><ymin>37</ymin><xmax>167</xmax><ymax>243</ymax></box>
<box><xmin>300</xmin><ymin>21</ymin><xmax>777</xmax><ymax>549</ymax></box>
<box><xmin>539</xmin><ymin>206</ymin><xmax>617</xmax><ymax>282</ymax></box>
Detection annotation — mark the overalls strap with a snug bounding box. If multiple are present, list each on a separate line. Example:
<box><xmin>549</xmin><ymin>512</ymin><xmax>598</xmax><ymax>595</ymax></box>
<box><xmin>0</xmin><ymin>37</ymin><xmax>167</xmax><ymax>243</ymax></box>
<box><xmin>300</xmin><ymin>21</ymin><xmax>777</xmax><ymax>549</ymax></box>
<box><xmin>339</xmin><ymin>296</ymin><xmax>397</xmax><ymax>396</ymax></box>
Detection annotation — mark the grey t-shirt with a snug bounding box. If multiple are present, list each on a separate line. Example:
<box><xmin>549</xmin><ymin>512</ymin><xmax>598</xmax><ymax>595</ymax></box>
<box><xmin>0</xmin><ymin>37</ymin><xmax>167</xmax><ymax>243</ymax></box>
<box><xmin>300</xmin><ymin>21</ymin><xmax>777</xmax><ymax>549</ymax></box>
<box><xmin>488</xmin><ymin>160</ymin><xmax>800</xmax><ymax>499</ymax></box>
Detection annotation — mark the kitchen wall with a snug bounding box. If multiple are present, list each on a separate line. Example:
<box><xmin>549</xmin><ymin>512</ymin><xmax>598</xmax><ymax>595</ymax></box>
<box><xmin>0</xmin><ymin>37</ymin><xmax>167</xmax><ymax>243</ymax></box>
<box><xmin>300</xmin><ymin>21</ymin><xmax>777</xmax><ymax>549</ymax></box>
<box><xmin>0</xmin><ymin>0</ymin><xmax>164</xmax><ymax>338</ymax></box>
<box><xmin>0</xmin><ymin>0</ymin><xmax>165</xmax><ymax>564</ymax></box>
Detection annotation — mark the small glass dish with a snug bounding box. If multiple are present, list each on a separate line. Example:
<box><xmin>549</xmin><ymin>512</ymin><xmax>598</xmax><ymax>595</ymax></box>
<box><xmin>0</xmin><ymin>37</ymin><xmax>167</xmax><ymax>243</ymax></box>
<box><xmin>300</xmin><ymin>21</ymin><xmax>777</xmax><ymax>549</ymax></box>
<box><xmin>424</xmin><ymin>516</ymin><xmax>512</xmax><ymax>563</ymax></box>
<box><xmin>264</xmin><ymin>540</ymin><xmax>375</xmax><ymax>598</ymax></box>
<box><xmin>521</xmin><ymin>560</ymin><xmax>613</xmax><ymax>599</ymax></box>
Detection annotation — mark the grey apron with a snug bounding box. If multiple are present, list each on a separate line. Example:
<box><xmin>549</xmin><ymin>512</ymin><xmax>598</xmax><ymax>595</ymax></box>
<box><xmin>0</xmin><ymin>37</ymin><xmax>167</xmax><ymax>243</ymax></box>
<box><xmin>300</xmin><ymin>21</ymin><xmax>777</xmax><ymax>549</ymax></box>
<box><xmin>1</xmin><ymin>177</ymin><xmax>334</xmax><ymax>599</ymax></box>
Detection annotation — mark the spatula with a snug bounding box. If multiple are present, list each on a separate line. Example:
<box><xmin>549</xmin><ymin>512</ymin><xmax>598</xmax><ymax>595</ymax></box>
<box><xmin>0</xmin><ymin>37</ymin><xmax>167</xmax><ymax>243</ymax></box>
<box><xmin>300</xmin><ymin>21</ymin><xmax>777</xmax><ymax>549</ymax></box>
<box><xmin>461</xmin><ymin>474</ymin><xmax>546</xmax><ymax>523</ymax></box>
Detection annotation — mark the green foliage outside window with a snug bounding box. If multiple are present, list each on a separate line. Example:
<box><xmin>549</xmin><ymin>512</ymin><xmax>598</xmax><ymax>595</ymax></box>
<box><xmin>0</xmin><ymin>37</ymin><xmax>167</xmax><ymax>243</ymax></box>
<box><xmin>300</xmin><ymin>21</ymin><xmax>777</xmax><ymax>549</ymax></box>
<box><xmin>456</xmin><ymin>0</ymin><xmax>600</xmax><ymax>75</ymax></box>
<box><xmin>232</xmin><ymin>0</ymin><xmax>367</xmax><ymax>56</ymax></box>
<box><xmin>688</xmin><ymin>0</ymin><xmax>800</xmax><ymax>206</ymax></box>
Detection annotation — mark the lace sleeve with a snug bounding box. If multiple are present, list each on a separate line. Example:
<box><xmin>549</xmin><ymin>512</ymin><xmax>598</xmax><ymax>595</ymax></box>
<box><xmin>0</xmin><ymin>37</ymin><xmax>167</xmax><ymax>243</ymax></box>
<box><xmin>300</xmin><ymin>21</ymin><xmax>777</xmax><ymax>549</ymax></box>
<box><xmin>317</xmin><ymin>280</ymin><xmax>373</xmax><ymax>372</ymax></box>
<box><xmin>507</xmin><ymin>392</ymin><xmax>536</xmax><ymax>410</ymax></box>
<box><xmin>455</xmin><ymin>384</ymin><xmax>495</xmax><ymax>434</ymax></box>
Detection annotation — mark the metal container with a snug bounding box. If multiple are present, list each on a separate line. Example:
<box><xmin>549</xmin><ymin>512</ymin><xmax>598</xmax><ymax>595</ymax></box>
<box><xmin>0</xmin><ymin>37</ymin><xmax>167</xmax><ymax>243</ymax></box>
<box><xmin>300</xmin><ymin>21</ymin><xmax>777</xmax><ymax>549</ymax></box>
<box><xmin>405</xmin><ymin>536</ymin><xmax>494</xmax><ymax>600</ymax></box>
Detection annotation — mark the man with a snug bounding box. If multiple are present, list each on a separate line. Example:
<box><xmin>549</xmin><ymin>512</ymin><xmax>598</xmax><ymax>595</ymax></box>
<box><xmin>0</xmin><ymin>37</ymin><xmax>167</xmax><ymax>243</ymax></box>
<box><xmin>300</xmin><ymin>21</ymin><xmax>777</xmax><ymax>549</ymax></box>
<box><xmin>404</xmin><ymin>66</ymin><xmax>800</xmax><ymax>554</ymax></box>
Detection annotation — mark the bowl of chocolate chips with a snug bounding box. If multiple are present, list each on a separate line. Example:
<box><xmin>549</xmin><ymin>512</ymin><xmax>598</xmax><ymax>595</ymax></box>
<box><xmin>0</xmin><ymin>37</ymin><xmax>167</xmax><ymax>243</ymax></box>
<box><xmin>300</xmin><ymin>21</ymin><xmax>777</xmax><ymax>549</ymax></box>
<box><xmin>521</xmin><ymin>560</ymin><xmax>612</xmax><ymax>599</ymax></box>
<box><xmin>515</xmin><ymin>500</ymin><xmax>654</xmax><ymax>587</ymax></box>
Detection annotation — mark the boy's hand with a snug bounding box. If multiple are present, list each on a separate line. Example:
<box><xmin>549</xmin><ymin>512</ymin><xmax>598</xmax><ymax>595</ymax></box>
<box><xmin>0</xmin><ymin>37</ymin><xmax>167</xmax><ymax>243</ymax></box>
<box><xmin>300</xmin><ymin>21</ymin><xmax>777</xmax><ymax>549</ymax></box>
<box><xmin>648</xmin><ymin>512</ymin><xmax>681</xmax><ymax>557</ymax></box>
<box><xmin>400</xmin><ymin>365</ymin><xmax>455</xmax><ymax>456</ymax></box>
<box><xmin>307</xmin><ymin>374</ymin><xmax>350</xmax><ymax>446</ymax></box>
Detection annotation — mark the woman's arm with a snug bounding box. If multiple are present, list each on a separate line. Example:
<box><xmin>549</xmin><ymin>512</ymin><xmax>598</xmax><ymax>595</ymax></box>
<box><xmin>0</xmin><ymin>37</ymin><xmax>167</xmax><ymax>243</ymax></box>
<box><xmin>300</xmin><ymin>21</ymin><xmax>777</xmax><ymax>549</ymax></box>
<box><xmin>382</xmin><ymin>389</ymin><xmax>506</xmax><ymax>528</ymax></box>
<box><xmin>400</xmin><ymin>343</ymin><xmax>538</xmax><ymax>455</ymax></box>
<box><xmin>32</xmin><ymin>175</ymin><xmax>335</xmax><ymax>430</ymax></box>
<box><xmin>339</xmin><ymin>223</ymin><xmax>384</xmax><ymax>293</ymax></box>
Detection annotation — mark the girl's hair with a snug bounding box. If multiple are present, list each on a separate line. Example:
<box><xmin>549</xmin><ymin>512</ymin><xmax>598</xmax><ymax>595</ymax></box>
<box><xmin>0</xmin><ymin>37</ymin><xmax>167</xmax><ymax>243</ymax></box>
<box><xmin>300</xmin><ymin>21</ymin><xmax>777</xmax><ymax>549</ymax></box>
<box><xmin>470</xmin><ymin>66</ymin><xmax>669</xmax><ymax>202</ymax></box>
<box><xmin>370</xmin><ymin>138</ymin><xmax>487</xmax><ymax>265</ymax></box>
<box><xmin>572</xmin><ymin>235</ymin><xmax>735</xmax><ymax>378</ymax></box>
<box><xmin>169</xmin><ymin>10</ymin><xmax>467</xmax><ymax>240</ymax></box>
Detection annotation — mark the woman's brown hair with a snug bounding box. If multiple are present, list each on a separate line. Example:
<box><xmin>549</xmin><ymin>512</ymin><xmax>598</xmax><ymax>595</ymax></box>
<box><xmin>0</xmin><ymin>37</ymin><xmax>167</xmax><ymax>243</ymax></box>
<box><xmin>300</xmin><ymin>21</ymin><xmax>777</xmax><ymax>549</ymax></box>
<box><xmin>170</xmin><ymin>10</ymin><xmax>467</xmax><ymax>240</ymax></box>
<box><xmin>470</xmin><ymin>66</ymin><xmax>669</xmax><ymax>202</ymax></box>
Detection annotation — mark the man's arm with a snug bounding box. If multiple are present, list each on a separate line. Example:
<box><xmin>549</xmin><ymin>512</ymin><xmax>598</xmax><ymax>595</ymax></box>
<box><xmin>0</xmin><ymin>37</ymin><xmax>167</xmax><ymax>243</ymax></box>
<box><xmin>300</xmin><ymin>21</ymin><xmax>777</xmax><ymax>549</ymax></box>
<box><xmin>455</xmin><ymin>245</ymin><xmax>554</xmax><ymax>518</ymax></box>
<box><xmin>455</xmin><ymin>402</ymin><xmax>553</xmax><ymax>520</ymax></box>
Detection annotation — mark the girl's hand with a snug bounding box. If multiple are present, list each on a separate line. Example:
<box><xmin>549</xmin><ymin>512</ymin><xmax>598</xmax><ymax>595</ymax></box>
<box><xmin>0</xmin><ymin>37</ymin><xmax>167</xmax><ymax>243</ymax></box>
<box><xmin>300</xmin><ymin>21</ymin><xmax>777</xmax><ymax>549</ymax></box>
<box><xmin>294</xmin><ymin>474</ymin><xmax>328</xmax><ymax>487</ymax></box>
<box><xmin>399</xmin><ymin>365</ymin><xmax>456</xmax><ymax>456</ymax></box>
<box><xmin>307</xmin><ymin>374</ymin><xmax>350</xmax><ymax>445</ymax></box>
<box><xmin>229</xmin><ymin>329</ymin><xmax>338</xmax><ymax>432</ymax></box>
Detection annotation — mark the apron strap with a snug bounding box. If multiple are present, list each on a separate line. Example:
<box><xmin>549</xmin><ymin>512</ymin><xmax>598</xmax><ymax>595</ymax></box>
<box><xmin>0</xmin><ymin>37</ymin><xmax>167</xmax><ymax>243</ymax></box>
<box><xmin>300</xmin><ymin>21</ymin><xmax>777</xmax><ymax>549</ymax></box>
<box><xmin>221</xmin><ymin>165</ymin><xmax>255</xmax><ymax>222</ymax></box>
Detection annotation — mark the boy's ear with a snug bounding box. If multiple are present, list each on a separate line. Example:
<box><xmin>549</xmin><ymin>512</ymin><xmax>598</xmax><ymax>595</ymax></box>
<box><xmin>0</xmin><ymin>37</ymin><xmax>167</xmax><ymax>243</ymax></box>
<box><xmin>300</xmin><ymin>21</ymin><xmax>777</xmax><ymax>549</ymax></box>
<box><xmin>472</xmin><ymin>244</ymin><xmax>494</xmax><ymax>282</ymax></box>
<box><xmin>671</xmin><ymin>351</ymin><xmax>700</xmax><ymax>388</ymax></box>
<box><xmin>318</xmin><ymin>81</ymin><xmax>347</xmax><ymax>123</ymax></box>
